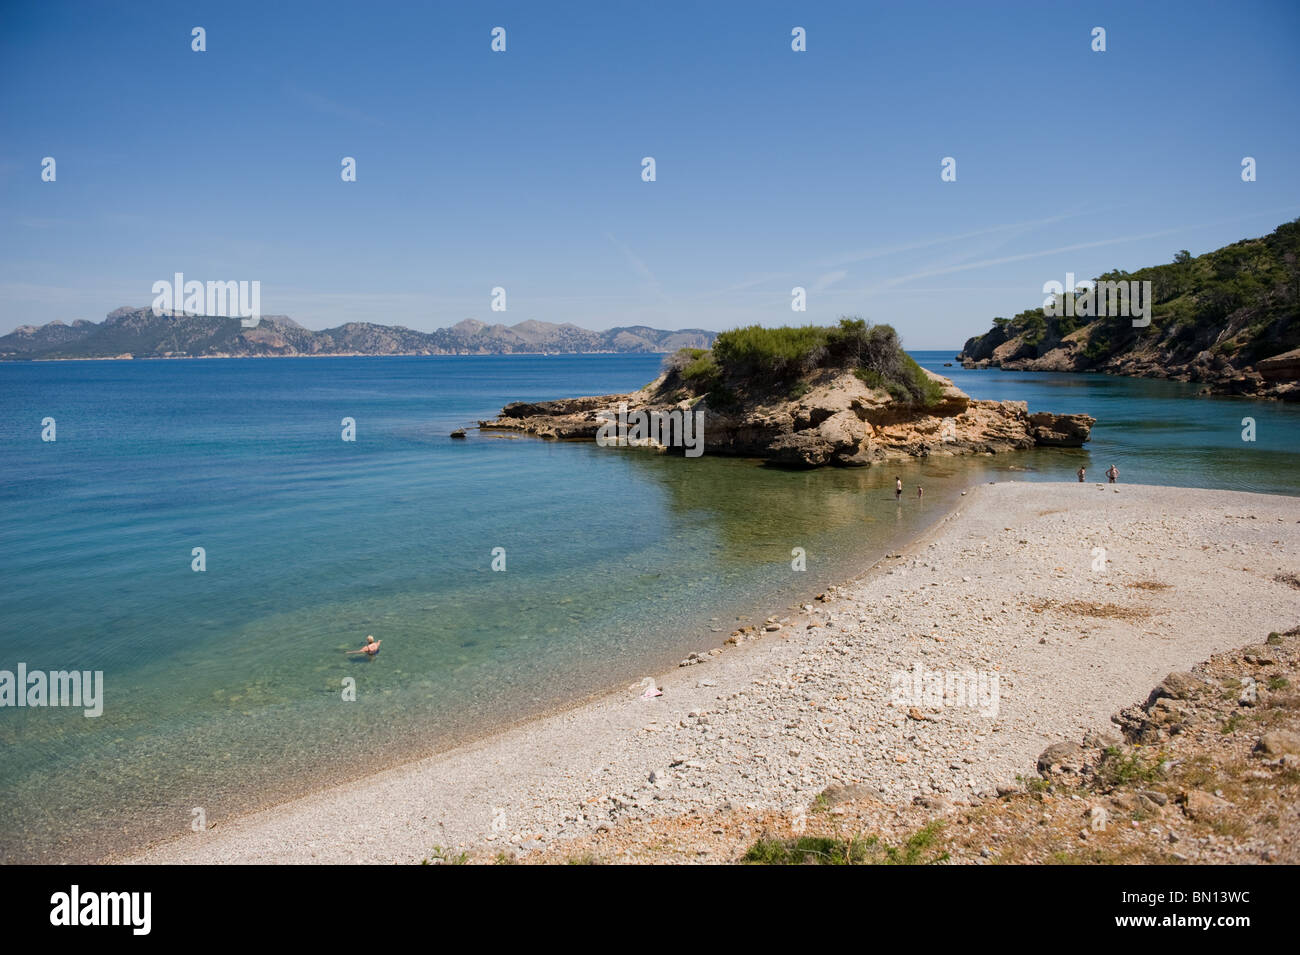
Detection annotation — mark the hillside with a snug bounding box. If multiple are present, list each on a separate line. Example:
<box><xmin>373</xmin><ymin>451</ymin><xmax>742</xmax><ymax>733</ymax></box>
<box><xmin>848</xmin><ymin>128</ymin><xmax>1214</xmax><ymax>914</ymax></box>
<box><xmin>483</xmin><ymin>319</ymin><xmax>1093</xmax><ymax>467</ymax></box>
<box><xmin>957</xmin><ymin>219</ymin><xmax>1300</xmax><ymax>399</ymax></box>
<box><xmin>0</xmin><ymin>308</ymin><xmax>716</xmax><ymax>359</ymax></box>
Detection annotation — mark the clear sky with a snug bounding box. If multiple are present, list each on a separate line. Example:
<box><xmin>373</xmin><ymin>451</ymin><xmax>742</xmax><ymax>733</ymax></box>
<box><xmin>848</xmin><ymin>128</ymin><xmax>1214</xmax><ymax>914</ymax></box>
<box><xmin>2</xmin><ymin>0</ymin><xmax>1298</xmax><ymax>346</ymax></box>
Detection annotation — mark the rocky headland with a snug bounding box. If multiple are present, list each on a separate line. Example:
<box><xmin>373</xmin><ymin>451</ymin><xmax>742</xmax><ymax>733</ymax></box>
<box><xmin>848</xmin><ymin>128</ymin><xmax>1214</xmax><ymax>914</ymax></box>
<box><xmin>957</xmin><ymin>219</ymin><xmax>1300</xmax><ymax>401</ymax></box>
<box><xmin>482</xmin><ymin>321</ymin><xmax>1093</xmax><ymax>468</ymax></box>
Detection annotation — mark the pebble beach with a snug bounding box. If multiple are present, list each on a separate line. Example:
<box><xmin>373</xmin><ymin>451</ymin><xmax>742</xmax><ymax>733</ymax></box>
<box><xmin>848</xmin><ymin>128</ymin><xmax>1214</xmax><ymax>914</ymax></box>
<box><xmin>127</xmin><ymin>481</ymin><xmax>1300</xmax><ymax>864</ymax></box>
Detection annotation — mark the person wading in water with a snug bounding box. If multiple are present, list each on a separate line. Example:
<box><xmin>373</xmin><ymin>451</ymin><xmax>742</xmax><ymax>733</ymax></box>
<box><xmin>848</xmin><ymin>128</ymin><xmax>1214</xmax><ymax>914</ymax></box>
<box><xmin>345</xmin><ymin>635</ymin><xmax>382</xmax><ymax>658</ymax></box>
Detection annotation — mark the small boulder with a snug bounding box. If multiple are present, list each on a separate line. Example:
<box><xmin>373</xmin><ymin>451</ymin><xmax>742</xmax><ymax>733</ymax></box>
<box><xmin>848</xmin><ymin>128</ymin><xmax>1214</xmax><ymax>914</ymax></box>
<box><xmin>820</xmin><ymin>783</ymin><xmax>878</xmax><ymax>806</ymax></box>
<box><xmin>1028</xmin><ymin>411</ymin><xmax>1096</xmax><ymax>447</ymax></box>
<box><xmin>1037</xmin><ymin>741</ymin><xmax>1086</xmax><ymax>776</ymax></box>
<box><xmin>1082</xmin><ymin>728</ymin><xmax>1122</xmax><ymax>750</ymax></box>
<box><xmin>1145</xmin><ymin>672</ymin><xmax>1201</xmax><ymax>707</ymax></box>
<box><xmin>1254</xmin><ymin>730</ymin><xmax>1300</xmax><ymax>758</ymax></box>
<box><xmin>1183</xmin><ymin>790</ymin><xmax>1231</xmax><ymax>820</ymax></box>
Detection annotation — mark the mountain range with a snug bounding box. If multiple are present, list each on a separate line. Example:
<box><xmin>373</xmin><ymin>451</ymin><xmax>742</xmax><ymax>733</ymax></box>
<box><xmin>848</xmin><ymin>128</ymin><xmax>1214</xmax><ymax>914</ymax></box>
<box><xmin>0</xmin><ymin>308</ymin><xmax>718</xmax><ymax>360</ymax></box>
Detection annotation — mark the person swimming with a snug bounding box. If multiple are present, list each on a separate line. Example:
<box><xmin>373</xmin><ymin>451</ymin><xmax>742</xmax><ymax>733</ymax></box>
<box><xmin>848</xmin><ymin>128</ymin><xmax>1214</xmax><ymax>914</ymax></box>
<box><xmin>346</xmin><ymin>634</ymin><xmax>381</xmax><ymax>657</ymax></box>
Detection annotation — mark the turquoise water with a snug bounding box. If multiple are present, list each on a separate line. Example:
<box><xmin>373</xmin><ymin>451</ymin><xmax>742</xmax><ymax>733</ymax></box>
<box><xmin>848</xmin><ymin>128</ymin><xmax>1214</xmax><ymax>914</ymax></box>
<box><xmin>914</xmin><ymin>352</ymin><xmax>1300</xmax><ymax>494</ymax></box>
<box><xmin>0</xmin><ymin>353</ymin><xmax>1296</xmax><ymax>862</ymax></box>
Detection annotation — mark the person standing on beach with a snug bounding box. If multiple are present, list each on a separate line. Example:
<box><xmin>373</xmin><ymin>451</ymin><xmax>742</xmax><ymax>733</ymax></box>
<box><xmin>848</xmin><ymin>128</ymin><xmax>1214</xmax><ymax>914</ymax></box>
<box><xmin>1077</xmin><ymin>466</ymin><xmax>1086</xmax><ymax>482</ymax></box>
<box><xmin>895</xmin><ymin>477</ymin><xmax>903</xmax><ymax>500</ymax></box>
<box><xmin>1106</xmin><ymin>464</ymin><xmax>1119</xmax><ymax>483</ymax></box>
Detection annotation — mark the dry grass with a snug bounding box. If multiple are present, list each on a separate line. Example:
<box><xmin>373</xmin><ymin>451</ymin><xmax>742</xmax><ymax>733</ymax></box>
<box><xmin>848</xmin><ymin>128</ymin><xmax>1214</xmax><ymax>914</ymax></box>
<box><xmin>1029</xmin><ymin>599</ymin><xmax>1153</xmax><ymax>621</ymax></box>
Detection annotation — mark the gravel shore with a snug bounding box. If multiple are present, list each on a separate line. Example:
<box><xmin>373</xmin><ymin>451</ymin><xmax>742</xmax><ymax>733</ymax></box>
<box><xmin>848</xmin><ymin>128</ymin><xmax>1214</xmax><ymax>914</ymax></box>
<box><xmin>127</xmin><ymin>482</ymin><xmax>1300</xmax><ymax>864</ymax></box>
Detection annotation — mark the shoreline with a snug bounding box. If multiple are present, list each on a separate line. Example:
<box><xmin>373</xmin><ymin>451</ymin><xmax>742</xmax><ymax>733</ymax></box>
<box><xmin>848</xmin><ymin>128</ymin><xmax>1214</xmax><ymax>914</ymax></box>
<box><xmin>125</xmin><ymin>481</ymin><xmax>1300</xmax><ymax>864</ymax></box>
<box><xmin>102</xmin><ymin>480</ymin><xmax>967</xmax><ymax>865</ymax></box>
<box><xmin>956</xmin><ymin>360</ymin><xmax>1298</xmax><ymax>402</ymax></box>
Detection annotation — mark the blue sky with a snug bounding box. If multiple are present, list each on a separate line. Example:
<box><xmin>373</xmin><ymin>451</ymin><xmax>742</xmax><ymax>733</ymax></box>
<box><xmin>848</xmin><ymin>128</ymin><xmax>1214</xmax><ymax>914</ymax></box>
<box><xmin>2</xmin><ymin>0</ymin><xmax>1298</xmax><ymax>346</ymax></box>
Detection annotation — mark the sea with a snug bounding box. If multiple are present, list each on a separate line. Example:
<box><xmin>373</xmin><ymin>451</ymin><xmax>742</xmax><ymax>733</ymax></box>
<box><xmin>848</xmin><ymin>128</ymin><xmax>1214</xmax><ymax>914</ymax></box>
<box><xmin>1</xmin><ymin>351</ymin><xmax>1297</xmax><ymax>862</ymax></box>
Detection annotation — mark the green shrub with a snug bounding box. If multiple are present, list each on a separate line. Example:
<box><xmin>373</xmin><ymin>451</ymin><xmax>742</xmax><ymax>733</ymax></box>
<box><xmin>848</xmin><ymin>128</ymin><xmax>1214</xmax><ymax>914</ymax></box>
<box><xmin>1018</xmin><ymin>313</ymin><xmax>1048</xmax><ymax>346</ymax></box>
<box><xmin>711</xmin><ymin>324</ymin><xmax>829</xmax><ymax>380</ymax></box>
<box><xmin>856</xmin><ymin>352</ymin><xmax>944</xmax><ymax>407</ymax></box>
<box><xmin>742</xmin><ymin>822</ymin><xmax>948</xmax><ymax>865</ymax></box>
<box><xmin>742</xmin><ymin>835</ymin><xmax>870</xmax><ymax>865</ymax></box>
<box><xmin>1096</xmin><ymin>747</ymin><xmax>1162</xmax><ymax>787</ymax></box>
<box><xmin>680</xmin><ymin>350</ymin><xmax>720</xmax><ymax>385</ymax></box>
<box><xmin>856</xmin><ymin>368</ymin><xmax>886</xmax><ymax>390</ymax></box>
<box><xmin>676</xmin><ymin>318</ymin><xmax>939</xmax><ymax>406</ymax></box>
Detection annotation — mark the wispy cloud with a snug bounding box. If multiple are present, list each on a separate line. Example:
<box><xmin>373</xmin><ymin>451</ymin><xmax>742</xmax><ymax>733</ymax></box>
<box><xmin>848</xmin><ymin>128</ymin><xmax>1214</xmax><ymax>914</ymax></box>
<box><xmin>704</xmin><ymin>211</ymin><xmax>1087</xmax><ymax>299</ymax></box>
<box><xmin>812</xmin><ymin>269</ymin><xmax>847</xmax><ymax>292</ymax></box>
<box><xmin>710</xmin><ymin>270</ymin><xmax>791</xmax><ymax>295</ymax></box>
<box><xmin>283</xmin><ymin>84</ymin><xmax>384</xmax><ymax>127</ymax></box>
<box><xmin>857</xmin><ymin>211</ymin><xmax>1300</xmax><ymax>293</ymax></box>
<box><xmin>816</xmin><ymin>211</ymin><xmax>1086</xmax><ymax>271</ymax></box>
<box><xmin>604</xmin><ymin>232</ymin><xmax>670</xmax><ymax>304</ymax></box>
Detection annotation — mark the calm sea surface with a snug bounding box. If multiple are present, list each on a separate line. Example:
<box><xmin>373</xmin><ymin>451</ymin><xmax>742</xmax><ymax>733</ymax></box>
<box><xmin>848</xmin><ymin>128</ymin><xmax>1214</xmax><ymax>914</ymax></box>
<box><xmin>1</xmin><ymin>351</ymin><xmax>1297</xmax><ymax>861</ymax></box>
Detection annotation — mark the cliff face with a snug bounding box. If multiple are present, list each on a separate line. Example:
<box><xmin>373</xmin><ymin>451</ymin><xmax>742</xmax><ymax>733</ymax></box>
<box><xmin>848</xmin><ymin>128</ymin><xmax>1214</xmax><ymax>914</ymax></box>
<box><xmin>957</xmin><ymin>219</ymin><xmax>1300</xmax><ymax>400</ymax></box>
<box><xmin>0</xmin><ymin>308</ymin><xmax>717</xmax><ymax>359</ymax></box>
<box><xmin>481</xmin><ymin>366</ymin><xmax>1094</xmax><ymax>468</ymax></box>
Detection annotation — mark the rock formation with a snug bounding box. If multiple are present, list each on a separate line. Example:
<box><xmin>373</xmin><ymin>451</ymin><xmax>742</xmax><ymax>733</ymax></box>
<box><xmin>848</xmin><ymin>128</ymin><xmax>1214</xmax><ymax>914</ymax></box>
<box><xmin>482</xmin><ymin>366</ymin><xmax>1094</xmax><ymax>468</ymax></box>
<box><xmin>956</xmin><ymin>220</ymin><xmax>1300</xmax><ymax>401</ymax></box>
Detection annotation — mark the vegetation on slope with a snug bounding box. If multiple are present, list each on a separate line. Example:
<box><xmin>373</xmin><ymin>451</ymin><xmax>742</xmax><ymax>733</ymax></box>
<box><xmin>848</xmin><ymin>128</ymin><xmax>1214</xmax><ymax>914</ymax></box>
<box><xmin>960</xmin><ymin>218</ymin><xmax>1300</xmax><ymax>371</ymax></box>
<box><xmin>661</xmin><ymin>318</ymin><xmax>944</xmax><ymax>408</ymax></box>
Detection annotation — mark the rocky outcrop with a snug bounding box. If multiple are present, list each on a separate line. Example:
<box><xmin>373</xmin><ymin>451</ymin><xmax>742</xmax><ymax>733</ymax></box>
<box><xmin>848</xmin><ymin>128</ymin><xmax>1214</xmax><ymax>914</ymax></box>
<box><xmin>957</xmin><ymin>220</ymin><xmax>1300</xmax><ymax>400</ymax></box>
<box><xmin>1257</xmin><ymin>347</ymin><xmax>1300</xmax><ymax>381</ymax></box>
<box><xmin>1029</xmin><ymin>411</ymin><xmax>1096</xmax><ymax>447</ymax></box>
<box><xmin>481</xmin><ymin>367</ymin><xmax>1094</xmax><ymax>468</ymax></box>
<box><xmin>962</xmin><ymin>344</ymin><xmax>1300</xmax><ymax>401</ymax></box>
<box><xmin>961</xmin><ymin>348</ymin><xmax>1300</xmax><ymax>400</ymax></box>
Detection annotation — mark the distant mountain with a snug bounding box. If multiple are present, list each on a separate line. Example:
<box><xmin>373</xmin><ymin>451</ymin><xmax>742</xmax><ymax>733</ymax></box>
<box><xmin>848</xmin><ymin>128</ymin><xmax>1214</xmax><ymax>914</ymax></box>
<box><xmin>0</xmin><ymin>308</ymin><xmax>717</xmax><ymax>359</ymax></box>
<box><xmin>957</xmin><ymin>219</ymin><xmax>1300</xmax><ymax>400</ymax></box>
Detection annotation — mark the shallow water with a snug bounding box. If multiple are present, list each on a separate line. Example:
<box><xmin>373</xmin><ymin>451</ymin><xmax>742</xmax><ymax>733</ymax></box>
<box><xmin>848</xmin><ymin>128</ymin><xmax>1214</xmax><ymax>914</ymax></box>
<box><xmin>914</xmin><ymin>352</ymin><xmax>1300</xmax><ymax>495</ymax></box>
<box><xmin>0</xmin><ymin>352</ymin><xmax>1295</xmax><ymax>862</ymax></box>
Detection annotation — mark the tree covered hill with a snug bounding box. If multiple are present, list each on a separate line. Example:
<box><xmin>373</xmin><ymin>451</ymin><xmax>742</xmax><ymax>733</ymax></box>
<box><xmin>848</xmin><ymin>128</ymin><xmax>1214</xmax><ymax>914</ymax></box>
<box><xmin>958</xmin><ymin>219</ymin><xmax>1300</xmax><ymax>399</ymax></box>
